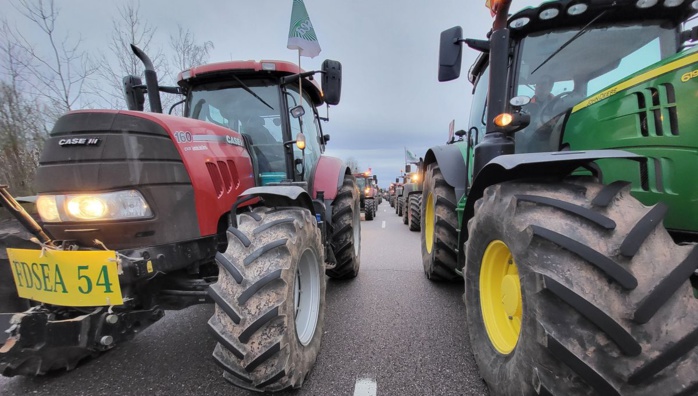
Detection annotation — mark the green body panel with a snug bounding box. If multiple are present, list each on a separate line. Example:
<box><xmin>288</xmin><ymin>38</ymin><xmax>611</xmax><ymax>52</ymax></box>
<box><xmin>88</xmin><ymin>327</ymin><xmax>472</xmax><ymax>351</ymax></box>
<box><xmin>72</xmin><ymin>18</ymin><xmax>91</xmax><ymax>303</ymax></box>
<box><xmin>402</xmin><ymin>182</ymin><xmax>421</xmax><ymax>195</ymax></box>
<box><xmin>564</xmin><ymin>48</ymin><xmax>698</xmax><ymax>232</ymax></box>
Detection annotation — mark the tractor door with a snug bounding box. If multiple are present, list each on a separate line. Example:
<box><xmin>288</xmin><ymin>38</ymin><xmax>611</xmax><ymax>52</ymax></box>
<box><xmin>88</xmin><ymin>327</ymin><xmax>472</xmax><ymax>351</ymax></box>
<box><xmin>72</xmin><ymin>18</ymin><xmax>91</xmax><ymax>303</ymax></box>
<box><xmin>465</xmin><ymin>63</ymin><xmax>489</xmax><ymax>190</ymax></box>
<box><xmin>284</xmin><ymin>86</ymin><xmax>325</xmax><ymax>181</ymax></box>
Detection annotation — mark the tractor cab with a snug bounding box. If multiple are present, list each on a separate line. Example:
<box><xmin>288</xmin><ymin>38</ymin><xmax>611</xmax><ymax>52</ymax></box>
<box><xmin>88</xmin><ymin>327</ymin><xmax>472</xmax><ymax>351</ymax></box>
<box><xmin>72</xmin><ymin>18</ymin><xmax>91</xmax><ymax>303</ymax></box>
<box><xmin>177</xmin><ymin>60</ymin><xmax>341</xmax><ymax>186</ymax></box>
<box><xmin>441</xmin><ymin>0</ymin><xmax>698</xmax><ymax>194</ymax></box>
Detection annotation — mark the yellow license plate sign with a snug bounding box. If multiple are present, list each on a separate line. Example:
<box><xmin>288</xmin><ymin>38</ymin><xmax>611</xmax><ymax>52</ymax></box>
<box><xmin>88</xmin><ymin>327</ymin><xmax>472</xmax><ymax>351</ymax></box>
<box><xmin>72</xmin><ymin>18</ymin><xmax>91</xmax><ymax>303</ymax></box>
<box><xmin>6</xmin><ymin>248</ymin><xmax>123</xmax><ymax>307</ymax></box>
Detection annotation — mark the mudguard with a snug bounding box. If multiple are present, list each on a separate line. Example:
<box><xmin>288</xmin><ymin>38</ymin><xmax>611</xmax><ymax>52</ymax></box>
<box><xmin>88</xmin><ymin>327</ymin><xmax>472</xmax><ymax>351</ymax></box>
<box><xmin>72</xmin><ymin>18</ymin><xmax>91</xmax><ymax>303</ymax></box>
<box><xmin>238</xmin><ymin>186</ymin><xmax>315</xmax><ymax>215</ymax></box>
<box><xmin>310</xmin><ymin>155</ymin><xmax>351</xmax><ymax>200</ymax></box>
<box><xmin>424</xmin><ymin>143</ymin><xmax>469</xmax><ymax>201</ymax></box>
<box><xmin>457</xmin><ymin>149</ymin><xmax>645</xmax><ymax>261</ymax></box>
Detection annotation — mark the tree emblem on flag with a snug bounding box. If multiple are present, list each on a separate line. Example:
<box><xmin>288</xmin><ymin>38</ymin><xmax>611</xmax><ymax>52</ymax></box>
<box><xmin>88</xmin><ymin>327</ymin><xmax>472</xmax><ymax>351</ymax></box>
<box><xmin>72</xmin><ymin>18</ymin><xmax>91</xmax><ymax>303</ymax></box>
<box><xmin>287</xmin><ymin>0</ymin><xmax>322</xmax><ymax>58</ymax></box>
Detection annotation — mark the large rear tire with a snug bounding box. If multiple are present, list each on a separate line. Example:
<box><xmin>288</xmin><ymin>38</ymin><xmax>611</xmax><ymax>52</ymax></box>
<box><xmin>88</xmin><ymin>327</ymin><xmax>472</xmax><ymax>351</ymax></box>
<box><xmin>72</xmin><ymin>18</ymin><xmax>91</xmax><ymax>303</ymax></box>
<box><xmin>420</xmin><ymin>164</ymin><xmax>460</xmax><ymax>281</ymax></box>
<box><xmin>465</xmin><ymin>180</ymin><xmax>698</xmax><ymax>396</ymax></box>
<box><xmin>326</xmin><ymin>175</ymin><xmax>361</xmax><ymax>279</ymax></box>
<box><xmin>209</xmin><ymin>207</ymin><xmax>326</xmax><ymax>392</ymax></box>
<box><xmin>365</xmin><ymin>199</ymin><xmax>374</xmax><ymax>221</ymax></box>
<box><xmin>408</xmin><ymin>194</ymin><xmax>421</xmax><ymax>232</ymax></box>
<box><xmin>397</xmin><ymin>196</ymin><xmax>403</xmax><ymax>217</ymax></box>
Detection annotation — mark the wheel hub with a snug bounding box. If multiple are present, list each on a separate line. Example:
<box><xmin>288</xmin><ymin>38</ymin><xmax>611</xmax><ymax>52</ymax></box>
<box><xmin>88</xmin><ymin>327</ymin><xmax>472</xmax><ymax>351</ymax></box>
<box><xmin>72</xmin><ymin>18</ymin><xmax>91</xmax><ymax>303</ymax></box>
<box><xmin>294</xmin><ymin>248</ymin><xmax>321</xmax><ymax>346</ymax></box>
<box><xmin>501</xmin><ymin>274</ymin><xmax>521</xmax><ymax>318</ymax></box>
<box><xmin>480</xmin><ymin>240</ymin><xmax>522</xmax><ymax>355</ymax></box>
<box><xmin>425</xmin><ymin>192</ymin><xmax>434</xmax><ymax>254</ymax></box>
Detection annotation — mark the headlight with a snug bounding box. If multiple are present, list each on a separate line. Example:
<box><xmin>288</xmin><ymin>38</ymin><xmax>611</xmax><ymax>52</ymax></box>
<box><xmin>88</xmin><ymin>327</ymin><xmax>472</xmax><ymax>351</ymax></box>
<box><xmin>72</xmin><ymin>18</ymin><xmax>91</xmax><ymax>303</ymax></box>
<box><xmin>37</xmin><ymin>190</ymin><xmax>152</xmax><ymax>222</ymax></box>
<box><xmin>364</xmin><ymin>187</ymin><xmax>370</xmax><ymax>194</ymax></box>
<box><xmin>411</xmin><ymin>174</ymin><xmax>420</xmax><ymax>182</ymax></box>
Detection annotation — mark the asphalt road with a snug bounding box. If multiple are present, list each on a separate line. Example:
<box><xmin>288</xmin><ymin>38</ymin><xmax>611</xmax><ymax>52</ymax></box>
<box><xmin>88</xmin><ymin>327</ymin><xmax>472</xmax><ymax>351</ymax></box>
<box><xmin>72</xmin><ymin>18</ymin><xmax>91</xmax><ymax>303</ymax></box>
<box><xmin>0</xmin><ymin>201</ymin><xmax>488</xmax><ymax>396</ymax></box>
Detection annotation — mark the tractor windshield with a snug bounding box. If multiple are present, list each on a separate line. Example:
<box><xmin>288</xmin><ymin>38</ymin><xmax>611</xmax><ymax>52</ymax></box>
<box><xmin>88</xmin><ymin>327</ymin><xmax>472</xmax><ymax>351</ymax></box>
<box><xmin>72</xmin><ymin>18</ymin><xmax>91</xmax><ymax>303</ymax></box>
<box><xmin>186</xmin><ymin>81</ymin><xmax>287</xmax><ymax>177</ymax></box>
<box><xmin>356</xmin><ymin>177</ymin><xmax>367</xmax><ymax>189</ymax></box>
<box><xmin>514</xmin><ymin>21</ymin><xmax>677</xmax><ymax>153</ymax></box>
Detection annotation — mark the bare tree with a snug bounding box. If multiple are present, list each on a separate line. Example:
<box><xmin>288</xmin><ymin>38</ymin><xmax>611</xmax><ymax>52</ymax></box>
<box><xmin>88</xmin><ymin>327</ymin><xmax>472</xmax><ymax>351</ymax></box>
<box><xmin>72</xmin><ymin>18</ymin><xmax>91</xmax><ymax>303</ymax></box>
<box><xmin>92</xmin><ymin>0</ymin><xmax>166</xmax><ymax>110</ymax></box>
<box><xmin>0</xmin><ymin>81</ymin><xmax>47</xmax><ymax>196</ymax></box>
<box><xmin>0</xmin><ymin>0</ymin><xmax>81</xmax><ymax>196</ymax></box>
<box><xmin>166</xmin><ymin>25</ymin><xmax>213</xmax><ymax>115</ymax></box>
<box><xmin>6</xmin><ymin>0</ymin><xmax>96</xmax><ymax>121</ymax></box>
<box><xmin>169</xmin><ymin>25</ymin><xmax>213</xmax><ymax>74</ymax></box>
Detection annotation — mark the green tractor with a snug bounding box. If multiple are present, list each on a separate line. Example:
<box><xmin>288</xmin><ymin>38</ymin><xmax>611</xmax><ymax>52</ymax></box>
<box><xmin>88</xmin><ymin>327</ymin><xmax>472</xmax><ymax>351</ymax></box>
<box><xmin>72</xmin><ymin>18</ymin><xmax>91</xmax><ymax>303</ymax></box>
<box><xmin>400</xmin><ymin>164</ymin><xmax>424</xmax><ymax>232</ymax></box>
<box><xmin>421</xmin><ymin>0</ymin><xmax>698</xmax><ymax>394</ymax></box>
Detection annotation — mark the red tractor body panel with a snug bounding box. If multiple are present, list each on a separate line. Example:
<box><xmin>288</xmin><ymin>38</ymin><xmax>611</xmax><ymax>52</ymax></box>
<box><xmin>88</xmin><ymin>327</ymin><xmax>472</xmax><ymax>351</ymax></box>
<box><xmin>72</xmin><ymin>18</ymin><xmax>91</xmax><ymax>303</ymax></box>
<box><xmin>69</xmin><ymin>109</ymin><xmax>256</xmax><ymax>236</ymax></box>
<box><xmin>311</xmin><ymin>156</ymin><xmax>348</xmax><ymax>200</ymax></box>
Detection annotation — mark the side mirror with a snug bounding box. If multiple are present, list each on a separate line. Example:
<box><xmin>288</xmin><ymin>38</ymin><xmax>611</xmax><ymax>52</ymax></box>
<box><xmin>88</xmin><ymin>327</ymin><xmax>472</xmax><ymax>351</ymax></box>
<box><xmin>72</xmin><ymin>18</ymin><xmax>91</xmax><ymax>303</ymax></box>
<box><xmin>373</xmin><ymin>175</ymin><xmax>377</xmax><ymax>182</ymax></box>
<box><xmin>290</xmin><ymin>105</ymin><xmax>306</xmax><ymax>119</ymax></box>
<box><xmin>322</xmin><ymin>59</ymin><xmax>342</xmax><ymax>105</ymax></box>
<box><xmin>405</xmin><ymin>164</ymin><xmax>412</xmax><ymax>173</ymax></box>
<box><xmin>123</xmin><ymin>75</ymin><xmax>145</xmax><ymax>111</ymax></box>
<box><xmin>396</xmin><ymin>178</ymin><xmax>399</xmax><ymax>183</ymax></box>
<box><xmin>438</xmin><ymin>26</ymin><xmax>463</xmax><ymax>82</ymax></box>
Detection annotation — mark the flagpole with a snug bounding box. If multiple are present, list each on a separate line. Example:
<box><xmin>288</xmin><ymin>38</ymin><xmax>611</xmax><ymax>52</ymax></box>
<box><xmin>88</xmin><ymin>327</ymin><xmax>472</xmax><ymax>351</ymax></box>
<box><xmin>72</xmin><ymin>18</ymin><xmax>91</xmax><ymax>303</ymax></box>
<box><xmin>298</xmin><ymin>48</ymin><xmax>303</xmax><ymax>109</ymax></box>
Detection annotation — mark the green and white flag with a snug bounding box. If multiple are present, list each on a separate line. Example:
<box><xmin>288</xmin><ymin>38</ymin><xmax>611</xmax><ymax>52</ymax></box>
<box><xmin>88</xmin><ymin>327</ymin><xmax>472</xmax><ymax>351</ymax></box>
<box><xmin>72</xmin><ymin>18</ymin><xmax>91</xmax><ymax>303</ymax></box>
<box><xmin>405</xmin><ymin>147</ymin><xmax>420</xmax><ymax>164</ymax></box>
<box><xmin>287</xmin><ymin>0</ymin><xmax>321</xmax><ymax>58</ymax></box>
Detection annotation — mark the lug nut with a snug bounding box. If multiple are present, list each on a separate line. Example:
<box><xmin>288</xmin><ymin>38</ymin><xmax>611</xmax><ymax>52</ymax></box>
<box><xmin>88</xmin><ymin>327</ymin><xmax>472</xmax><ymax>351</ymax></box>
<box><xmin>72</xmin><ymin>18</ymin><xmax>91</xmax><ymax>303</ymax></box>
<box><xmin>106</xmin><ymin>315</ymin><xmax>119</xmax><ymax>324</ymax></box>
<box><xmin>100</xmin><ymin>336</ymin><xmax>114</xmax><ymax>346</ymax></box>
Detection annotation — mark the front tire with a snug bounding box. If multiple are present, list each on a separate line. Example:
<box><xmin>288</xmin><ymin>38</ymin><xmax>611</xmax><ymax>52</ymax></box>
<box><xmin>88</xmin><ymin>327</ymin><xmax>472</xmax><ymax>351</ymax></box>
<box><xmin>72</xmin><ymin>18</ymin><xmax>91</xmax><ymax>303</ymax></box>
<box><xmin>365</xmin><ymin>199</ymin><xmax>374</xmax><ymax>221</ymax></box>
<box><xmin>420</xmin><ymin>164</ymin><xmax>460</xmax><ymax>281</ymax></box>
<box><xmin>397</xmin><ymin>196</ymin><xmax>403</xmax><ymax>217</ymax></box>
<box><xmin>326</xmin><ymin>175</ymin><xmax>361</xmax><ymax>279</ymax></box>
<box><xmin>465</xmin><ymin>180</ymin><xmax>698</xmax><ymax>396</ymax></box>
<box><xmin>209</xmin><ymin>207</ymin><xmax>326</xmax><ymax>392</ymax></box>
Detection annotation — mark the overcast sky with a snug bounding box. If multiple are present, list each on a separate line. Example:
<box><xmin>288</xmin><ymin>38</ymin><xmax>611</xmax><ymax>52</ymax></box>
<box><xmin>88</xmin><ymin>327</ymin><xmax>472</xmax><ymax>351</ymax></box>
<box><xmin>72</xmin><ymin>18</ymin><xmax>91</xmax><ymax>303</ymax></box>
<box><xmin>4</xmin><ymin>0</ymin><xmax>544</xmax><ymax>187</ymax></box>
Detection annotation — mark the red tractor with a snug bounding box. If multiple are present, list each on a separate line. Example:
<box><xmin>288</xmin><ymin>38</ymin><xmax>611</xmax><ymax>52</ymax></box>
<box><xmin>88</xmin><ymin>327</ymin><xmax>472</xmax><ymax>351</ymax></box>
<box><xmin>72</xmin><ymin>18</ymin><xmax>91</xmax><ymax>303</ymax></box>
<box><xmin>0</xmin><ymin>45</ymin><xmax>361</xmax><ymax>392</ymax></box>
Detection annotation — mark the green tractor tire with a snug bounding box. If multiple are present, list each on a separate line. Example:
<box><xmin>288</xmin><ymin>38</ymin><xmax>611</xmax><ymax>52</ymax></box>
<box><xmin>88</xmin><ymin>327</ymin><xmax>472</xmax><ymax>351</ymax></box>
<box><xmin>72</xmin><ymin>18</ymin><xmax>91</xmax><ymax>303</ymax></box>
<box><xmin>209</xmin><ymin>207</ymin><xmax>326</xmax><ymax>392</ymax></box>
<box><xmin>465</xmin><ymin>179</ymin><xmax>698</xmax><ymax>396</ymax></box>
<box><xmin>408</xmin><ymin>194</ymin><xmax>421</xmax><ymax>232</ymax></box>
<box><xmin>420</xmin><ymin>164</ymin><xmax>460</xmax><ymax>281</ymax></box>
<box><xmin>402</xmin><ymin>197</ymin><xmax>409</xmax><ymax>225</ymax></box>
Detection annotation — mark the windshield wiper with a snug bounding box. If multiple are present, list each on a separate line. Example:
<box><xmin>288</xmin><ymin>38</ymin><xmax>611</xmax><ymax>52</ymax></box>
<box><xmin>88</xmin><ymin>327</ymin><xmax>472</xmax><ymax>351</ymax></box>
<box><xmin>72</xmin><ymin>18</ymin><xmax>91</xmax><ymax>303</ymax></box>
<box><xmin>531</xmin><ymin>9</ymin><xmax>610</xmax><ymax>76</ymax></box>
<box><xmin>231</xmin><ymin>74</ymin><xmax>274</xmax><ymax>110</ymax></box>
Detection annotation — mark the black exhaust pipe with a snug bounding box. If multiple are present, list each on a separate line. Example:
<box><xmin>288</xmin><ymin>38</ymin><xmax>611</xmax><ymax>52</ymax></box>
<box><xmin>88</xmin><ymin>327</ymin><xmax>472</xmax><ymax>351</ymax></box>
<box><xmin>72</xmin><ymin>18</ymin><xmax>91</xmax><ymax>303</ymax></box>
<box><xmin>130</xmin><ymin>44</ymin><xmax>163</xmax><ymax>113</ymax></box>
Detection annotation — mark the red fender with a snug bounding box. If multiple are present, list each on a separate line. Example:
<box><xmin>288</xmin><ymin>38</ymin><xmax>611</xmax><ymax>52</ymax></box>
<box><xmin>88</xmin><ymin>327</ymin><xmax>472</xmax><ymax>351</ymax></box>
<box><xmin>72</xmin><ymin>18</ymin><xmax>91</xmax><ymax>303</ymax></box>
<box><xmin>311</xmin><ymin>155</ymin><xmax>350</xmax><ymax>200</ymax></box>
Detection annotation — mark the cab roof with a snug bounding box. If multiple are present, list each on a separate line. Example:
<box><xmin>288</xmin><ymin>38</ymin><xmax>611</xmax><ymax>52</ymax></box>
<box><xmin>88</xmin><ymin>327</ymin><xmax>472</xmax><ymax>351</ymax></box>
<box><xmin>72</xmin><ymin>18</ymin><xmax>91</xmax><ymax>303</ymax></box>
<box><xmin>505</xmin><ymin>0</ymin><xmax>696</xmax><ymax>38</ymax></box>
<box><xmin>177</xmin><ymin>60</ymin><xmax>324</xmax><ymax>106</ymax></box>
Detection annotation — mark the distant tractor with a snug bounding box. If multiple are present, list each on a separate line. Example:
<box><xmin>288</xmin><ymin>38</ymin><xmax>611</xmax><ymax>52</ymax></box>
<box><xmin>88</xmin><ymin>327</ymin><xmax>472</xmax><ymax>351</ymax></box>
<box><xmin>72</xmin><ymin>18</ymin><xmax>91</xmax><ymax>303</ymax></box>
<box><xmin>400</xmin><ymin>164</ymin><xmax>423</xmax><ymax>232</ymax></box>
<box><xmin>421</xmin><ymin>0</ymin><xmax>698</xmax><ymax>395</ymax></box>
<box><xmin>354</xmin><ymin>172</ymin><xmax>379</xmax><ymax>220</ymax></box>
<box><xmin>388</xmin><ymin>181</ymin><xmax>398</xmax><ymax>208</ymax></box>
<box><xmin>0</xmin><ymin>44</ymin><xmax>361</xmax><ymax>392</ymax></box>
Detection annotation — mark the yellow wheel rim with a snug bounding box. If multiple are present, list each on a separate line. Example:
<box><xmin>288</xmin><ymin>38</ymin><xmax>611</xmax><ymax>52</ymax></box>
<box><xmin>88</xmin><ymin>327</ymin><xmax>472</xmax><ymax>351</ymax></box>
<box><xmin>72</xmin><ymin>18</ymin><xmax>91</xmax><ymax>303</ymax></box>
<box><xmin>425</xmin><ymin>192</ymin><xmax>434</xmax><ymax>254</ymax></box>
<box><xmin>480</xmin><ymin>240</ymin><xmax>522</xmax><ymax>355</ymax></box>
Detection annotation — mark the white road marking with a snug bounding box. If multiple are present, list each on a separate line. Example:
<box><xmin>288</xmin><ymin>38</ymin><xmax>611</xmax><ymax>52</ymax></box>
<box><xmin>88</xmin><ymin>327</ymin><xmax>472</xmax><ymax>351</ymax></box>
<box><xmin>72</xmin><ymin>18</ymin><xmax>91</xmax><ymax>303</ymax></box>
<box><xmin>381</xmin><ymin>221</ymin><xmax>386</xmax><ymax>228</ymax></box>
<box><xmin>354</xmin><ymin>378</ymin><xmax>377</xmax><ymax>396</ymax></box>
